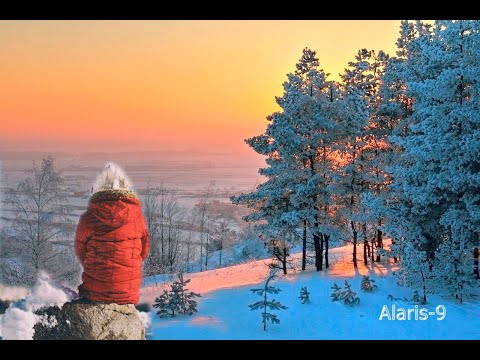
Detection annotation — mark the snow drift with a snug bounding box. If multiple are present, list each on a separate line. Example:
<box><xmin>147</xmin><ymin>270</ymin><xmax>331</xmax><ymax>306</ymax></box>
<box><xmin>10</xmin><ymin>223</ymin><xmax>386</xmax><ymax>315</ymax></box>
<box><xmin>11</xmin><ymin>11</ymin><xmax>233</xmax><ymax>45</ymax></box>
<box><xmin>0</xmin><ymin>272</ymin><xmax>70</xmax><ymax>340</ymax></box>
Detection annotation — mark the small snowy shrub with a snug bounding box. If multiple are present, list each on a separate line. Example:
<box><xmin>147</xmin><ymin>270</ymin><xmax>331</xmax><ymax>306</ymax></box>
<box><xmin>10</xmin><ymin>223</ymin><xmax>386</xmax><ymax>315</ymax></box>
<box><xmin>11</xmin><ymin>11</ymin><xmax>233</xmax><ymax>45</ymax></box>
<box><xmin>331</xmin><ymin>283</ymin><xmax>343</xmax><ymax>302</ymax></box>
<box><xmin>410</xmin><ymin>290</ymin><xmax>427</xmax><ymax>305</ymax></box>
<box><xmin>298</xmin><ymin>286</ymin><xmax>310</xmax><ymax>304</ymax></box>
<box><xmin>249</xmin><ymin>268</ymin><xmax>288</xmax><ymax>331</ymax></box>
<box><xmin>342</xmin><ymin>281</ymin><xmax>360</xmax><ymax>306</ymax></box>
<box><xmin>361</xmin><ymin>275</ymin><xmax>378</xmax><ymax>292</ymax></box>
<box><xmin>153</xmin><ymin>273</ymin><xmax>201</xmax><ymax>318</ymax></box>
<box><xmin>331</xmin><ymin>281</ymin><xmax>360</xmax><ymax>306</ymax></box>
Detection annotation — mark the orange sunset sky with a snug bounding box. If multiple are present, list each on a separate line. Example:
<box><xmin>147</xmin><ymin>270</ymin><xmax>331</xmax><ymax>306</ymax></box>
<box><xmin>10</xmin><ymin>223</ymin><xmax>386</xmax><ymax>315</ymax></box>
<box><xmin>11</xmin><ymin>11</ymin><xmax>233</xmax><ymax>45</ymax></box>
<box><xmin>0</xmin><ymin>20</ymin><xmax>402</xmax><ymax>154</ymax></box>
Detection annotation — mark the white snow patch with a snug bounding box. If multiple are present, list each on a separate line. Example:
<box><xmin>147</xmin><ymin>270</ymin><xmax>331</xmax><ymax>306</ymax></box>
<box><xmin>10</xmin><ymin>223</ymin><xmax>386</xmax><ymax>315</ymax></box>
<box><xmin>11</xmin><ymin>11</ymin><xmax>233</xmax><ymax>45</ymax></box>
<box><xmin>0</xmin><ymin>285</ymin><xmax>29</xmax><ymax>302</ymax></box>
<box><xmin>0</xmin><ymin>307</ymin><xmax>38</xmax><ymax>340</ymax></box>
<box><xmin>37</xmin><ymin>314</ymin><xmax>58</xmax><ymax>329</ymax></box>
<box><xmin>24</xmin><ymin>273</ymin><xmax>69</xmax><ymax>312</ymax></box>
<box><xmin>137</xmin><ymin>310</ymin><xmax>152</xmax><ymax>330</ymax></box>
<box><xmin>0</xmin><ymin>272</ymin><xmax>69</xmax><ymax>340</ymax></box>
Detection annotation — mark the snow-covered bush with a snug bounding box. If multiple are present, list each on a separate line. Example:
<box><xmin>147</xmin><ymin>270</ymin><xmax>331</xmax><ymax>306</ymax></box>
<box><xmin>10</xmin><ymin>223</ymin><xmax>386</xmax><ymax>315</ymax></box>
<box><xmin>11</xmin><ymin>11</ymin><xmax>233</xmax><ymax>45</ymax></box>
<box><xmin>410</xmin><ymin>290</ymin><xmax>427</xmax><ymax>305</ymax></box>
<box><xmin>331</xmin><ymin>281</ymin><xmax>360</xmax><ymax>306</ymax></box>
<box><xmin>235</xmin><ymin>230</ymin><xmax>268</xmax><ymax>262</ymax></box>
<box><xmin>361</xmin><ymin>275</ymin><xmax>378</xmax><ymax>292</ymax></box>
<box><xmin>153</xmin><ymin>273</ymin><xmax>201</xmax><ymax>318</ymax></box>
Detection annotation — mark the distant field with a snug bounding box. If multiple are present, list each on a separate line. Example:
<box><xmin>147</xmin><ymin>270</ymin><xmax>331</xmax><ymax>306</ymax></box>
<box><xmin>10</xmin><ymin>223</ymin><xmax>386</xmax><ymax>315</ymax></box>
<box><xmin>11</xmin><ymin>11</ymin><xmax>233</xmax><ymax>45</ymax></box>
<box><xmin>0</xmin><ymin>149</ymin><xmax>265</xmax><ymax>193</ymax></box>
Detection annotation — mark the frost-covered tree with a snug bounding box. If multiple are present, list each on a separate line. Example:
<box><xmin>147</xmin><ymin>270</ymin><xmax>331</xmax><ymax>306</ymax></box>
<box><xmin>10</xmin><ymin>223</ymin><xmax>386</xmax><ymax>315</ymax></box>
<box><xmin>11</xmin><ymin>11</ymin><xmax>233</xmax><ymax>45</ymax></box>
<box><xmin>3</xmin><ymin>156</ymin><xmax>77</xmax><ymax>286</ymax></box>
<box><xmin>143</xmin><ymin>181</ymin><xmax>184</xmax><ymax>275</ymax></box>
<box><xmin>249</xmin><ymin>269</ymin><xmax>288</xmax><ymax>331</ymax></box>
<box><xmin>334</xmin><ymin>50</ymin><xmax>375</xmax><ymax>269</ymax></box>
<box><xmin>352</xmin><ymin>50</ymin><xmax>390</xmax><ymax>264</ymax></box>
<box><xmin>360</xmin><ymin>275</ymin><xmax>378</xmax><ymax>292</ymax></box>
<box><xmin>232</xmin><ymin>48</ymin><xmax>340</xmax><ymax>272</ymax></box>
<box><xmin>210</xmin><ymin>219</ymin><xmax>235</xmax><ymax>268</ymax></box>
<box><xmin>233</xmin><ymin>168</ymin><xmax>296</xmax><ymax>274</ymax></box>
<box><xmin>331</xmin><ymin>48</ymin><xmax>391</xmax><ymax>269</ymax></box>
<box><xmin>153</xmin><ymin>273</ymin><xmax>201</xmax><ymax>318</ymax></box>
<box><xmin>374</xmin><ymin>21</ymin><xmax>417</xmax><ymax>265</ymax></box>
<box><xmin>195</xmin><ymin>181</ymin><xmax>215</xmax><ymax>272</ymax></box>
<box><xmin>387</xmin><ymin>20</ymin><xmax>480</xmax><ymax>301</ymax></box>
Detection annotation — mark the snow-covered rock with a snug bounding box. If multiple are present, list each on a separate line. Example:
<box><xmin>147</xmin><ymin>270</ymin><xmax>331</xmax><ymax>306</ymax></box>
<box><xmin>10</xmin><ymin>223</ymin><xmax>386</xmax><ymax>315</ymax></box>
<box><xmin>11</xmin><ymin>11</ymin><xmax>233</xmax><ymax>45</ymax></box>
<box><xmin>33</xmin><ymin>301</ymin><xmax>145</xmax><ymax>340</ymax></box>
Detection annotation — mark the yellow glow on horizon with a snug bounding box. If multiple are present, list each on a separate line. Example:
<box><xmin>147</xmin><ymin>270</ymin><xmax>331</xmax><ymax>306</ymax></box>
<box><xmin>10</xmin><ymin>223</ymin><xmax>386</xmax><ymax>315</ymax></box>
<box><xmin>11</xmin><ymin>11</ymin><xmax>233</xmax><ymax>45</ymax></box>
<box><xmin>0</xmin><ymin>20</ymin><xmax>403</xmax><ymax>152</ymax></box>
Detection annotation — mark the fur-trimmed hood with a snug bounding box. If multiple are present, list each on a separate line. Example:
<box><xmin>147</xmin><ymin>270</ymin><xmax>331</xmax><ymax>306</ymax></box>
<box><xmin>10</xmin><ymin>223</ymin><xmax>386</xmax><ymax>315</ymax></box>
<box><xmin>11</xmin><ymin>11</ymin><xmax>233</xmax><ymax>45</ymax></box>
<box><xmin>90</xmin><ymin>189</ymin><xmax>139</xmax><ymax>203</ymax></box>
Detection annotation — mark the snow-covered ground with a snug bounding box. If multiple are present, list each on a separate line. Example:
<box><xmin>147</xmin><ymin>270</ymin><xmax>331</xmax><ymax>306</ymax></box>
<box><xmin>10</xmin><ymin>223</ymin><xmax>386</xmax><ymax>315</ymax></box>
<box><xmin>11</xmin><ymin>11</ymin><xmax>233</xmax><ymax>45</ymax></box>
<box><xmin>143</xmin><ymin>242</ymin><xmax>480</xmax><ymax>340</ymax></box>
<box><xmin>1</xmin><ymin>242</ymin><xmax>478</xmax><ymax>340</ymax></box>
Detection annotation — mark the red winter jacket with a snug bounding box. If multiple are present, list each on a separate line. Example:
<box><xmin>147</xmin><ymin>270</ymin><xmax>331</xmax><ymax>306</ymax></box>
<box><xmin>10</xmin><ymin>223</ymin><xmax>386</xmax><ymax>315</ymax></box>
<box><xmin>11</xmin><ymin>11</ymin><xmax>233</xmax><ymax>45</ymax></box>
<box><xmin>75</xmin><ymin>190</ymin><xmax>150</xmax><ymax>305</ymax></box>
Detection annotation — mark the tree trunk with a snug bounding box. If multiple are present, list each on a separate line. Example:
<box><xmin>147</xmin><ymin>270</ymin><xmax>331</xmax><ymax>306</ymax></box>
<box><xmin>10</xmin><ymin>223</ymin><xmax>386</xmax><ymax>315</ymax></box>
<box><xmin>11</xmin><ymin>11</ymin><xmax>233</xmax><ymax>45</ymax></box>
<box><xmin>200</xmin><ymin>233</ymin><xmax>203</xmax><ymax>272</ymax></box>
<box><xmin>371</xmin><ymin>237</ymin><xmax>376</xmax><ymax>264</ymax></box>
<box><xmin>313</xmin><ymin>232</ymin><xmax>322</xmax><ymax>271</ymax></box>
<box><xmin>319</xmin><ymin>233</ymin><xmax>324</xmax><ymax>271</ymax></box>
<box><xmin>474</xmin><ymin>248</ymin><xmax>479</xmax><ymax>279</ymax></box>
<box><xmin>363</xmin><ymin>240</ymin><xmax>368</xmax><ymax>266</ymax></box>
<box><xmin>392</xmin><ymin>239</ymin><xmax>398</xmax><ymax>263</ymax></box>
<box><xmin>205</xmin><ymin>233</ymin><xmax>209</xmax><ymax>270</ymax></box>
<box><xmin>186</xmin><ymin>237</ymin><xmax>191</xmax><ymax>270</ymax></box>
<box><xmin>282</xmin><ymin>246</ymin><xmax>287</xmax><ymax>275</ymax></box>
<box><xmin>263</xmin><ymin>290</ymin><xmax>267</xmax><ymax>331</ymax></box>
<box><xmin>351</xmin><ymin>221</ymin><xmax>358</xmax><ymax>268</ymax></box>
<box><xmin>324</xmin><ymin>234</ymin><xmax>329</xmax><ymax>268</ymax></box>
<box><xmin>302</xmin><ymin>221</ymin><xmax>307</xmax><ymax>271</ymax></box>
<box><xmin>376</xmin><ymin>226</ymin><xmax>383</xmax><ymax>262</ymax></box>
<box><xmin>420</xmin><ymin>268</ymin><xmax>427</xmax><ymax>304</ymax></box>
<box><xmin>219</xmin><ymin>248</ymin><xmax>222</xmax><ymax>268</ymax></box>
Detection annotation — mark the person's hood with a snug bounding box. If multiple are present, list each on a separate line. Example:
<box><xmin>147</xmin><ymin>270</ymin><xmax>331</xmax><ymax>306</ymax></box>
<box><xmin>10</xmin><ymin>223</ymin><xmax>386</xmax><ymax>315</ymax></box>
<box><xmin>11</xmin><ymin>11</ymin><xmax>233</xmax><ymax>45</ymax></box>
<box><xmin>88</xmin><ymin>189</ymin><xmax>140</xmax><ymax>228</ymax></box>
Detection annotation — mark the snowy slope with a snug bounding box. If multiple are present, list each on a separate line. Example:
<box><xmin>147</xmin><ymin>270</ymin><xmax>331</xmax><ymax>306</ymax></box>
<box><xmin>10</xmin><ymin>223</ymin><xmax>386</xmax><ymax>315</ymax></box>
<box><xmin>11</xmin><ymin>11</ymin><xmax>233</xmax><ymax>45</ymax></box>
<box><xmin>143</xmin><ymin>242</ymin><xmax>480</xmax><ymax>340</ymax></box>
<box><xmin>141</xmin><ymin>242</ymin><xmax>393</xmax><ymax>303</ymax></box>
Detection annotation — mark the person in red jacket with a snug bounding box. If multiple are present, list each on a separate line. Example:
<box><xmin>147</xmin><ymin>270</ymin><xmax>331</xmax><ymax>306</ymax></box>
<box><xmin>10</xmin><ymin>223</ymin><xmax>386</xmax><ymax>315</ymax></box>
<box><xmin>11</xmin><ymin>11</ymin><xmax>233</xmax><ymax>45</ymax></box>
<box><xmin>75</xmin><ymin>163</ymin><xmax>150</xmax><ymax>305</ymax></box>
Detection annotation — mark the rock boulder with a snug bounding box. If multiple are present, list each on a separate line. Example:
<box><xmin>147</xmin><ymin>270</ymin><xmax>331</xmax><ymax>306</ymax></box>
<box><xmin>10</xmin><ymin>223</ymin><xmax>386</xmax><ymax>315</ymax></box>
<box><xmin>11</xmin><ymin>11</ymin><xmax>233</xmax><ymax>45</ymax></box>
<box><xmin>33</xmin><ymin>301</ymin><xmax>145</xmax><ymax>340</ymax></box>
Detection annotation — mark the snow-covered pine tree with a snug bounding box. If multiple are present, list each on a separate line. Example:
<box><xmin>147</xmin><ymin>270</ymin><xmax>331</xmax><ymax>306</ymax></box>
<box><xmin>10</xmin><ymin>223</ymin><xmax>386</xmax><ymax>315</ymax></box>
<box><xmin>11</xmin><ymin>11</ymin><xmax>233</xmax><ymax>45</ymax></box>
<box><xmin>353</xmin><ymin>49</ymin><xmax>391</xmax><ymax>264</ymax></box>
<box><xmin>152</xmin><ymin>289</ymin><xmax>172</xmax><ymax>318</ymax></box>
<box><xmin>233</xmin><ymin>172</ymin><xmax>296</xmax><ymax>275</ymax></box>
<box><xmin>374</xmin><ymin>20</ymin><xmax>417</xmax><ymax>265</ymax></box>
<box><xmin>331</xmin><ymin>281</ymin><xmax>360</xmax><ymax>305</ymax></box>
<box><xmin>342</xmin><ymin>280</ymin><xmax>360</xmax><ymax>306</ymax></box>
<box><xmin>278</xmin><ymin>49</ymin><xmax>343</xmax><ymax>272</ymax></box>
<box><xmin>333</xmin><ymin>50</ymin><xmax>375</xmax><ymax>269</ymax></box>
<box><xmin>393</xmin><ymin>240</ymin><xmax>429</xmax><ymax>304</ymax></box>
<box><xmin>298</xmin><ymin>286</ymin><xmax>311</xmax><ymax>304</ymax></box>
<box><xmin>330</xmin><ymin>283</ymin><xmax>343</xmax><ymax>302</ymax></box>
<box><xmin>249</xmin><ymin>268</ymin><xmax>288</xmax><ymax>331</ymax></box>
<box><xmin>153</xmin><ymin>273</ymin><xmax>201</xmax><ymax>318</ymax></box>
<box><xmin>232</xmin><ymin>48</ymin><xmax>340</xmax><ymax>273</ymax></box>
<box><xmin>387</xmin><ymin>20</ymin><xmax>480</xmax><ymax>301</ymax></box>
<box><xmin>360</xmin><ymin>275</ymin><xmax>378</xmax><ymax>292</ymax></box>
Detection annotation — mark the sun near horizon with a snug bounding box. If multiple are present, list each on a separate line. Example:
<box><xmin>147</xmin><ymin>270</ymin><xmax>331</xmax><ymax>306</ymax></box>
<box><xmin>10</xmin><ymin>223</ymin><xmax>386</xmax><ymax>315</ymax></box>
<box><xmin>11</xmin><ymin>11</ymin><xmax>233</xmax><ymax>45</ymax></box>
<box><xmin>0</xmin><ymin>20</ymin><xmax>402</xmax><ymax>156</ymax></box>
